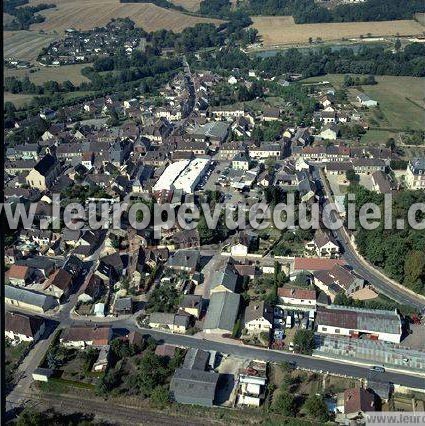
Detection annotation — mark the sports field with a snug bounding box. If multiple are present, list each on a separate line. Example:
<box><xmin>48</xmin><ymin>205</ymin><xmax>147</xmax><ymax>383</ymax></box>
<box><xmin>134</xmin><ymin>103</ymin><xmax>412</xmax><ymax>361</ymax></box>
<box><xmin>26</xmin><ymin>0</ymin><xmax>222</xmax><ymax>33</ymax></box>
<box><xmin>4</xmin><ymin>63</ymin><xmax>91</xmax><ymax>85</ymax></box>
<box><xmin>251</xmin><ymin>16</ymin><xmax>425</xmax><ymax>46</ymax></box>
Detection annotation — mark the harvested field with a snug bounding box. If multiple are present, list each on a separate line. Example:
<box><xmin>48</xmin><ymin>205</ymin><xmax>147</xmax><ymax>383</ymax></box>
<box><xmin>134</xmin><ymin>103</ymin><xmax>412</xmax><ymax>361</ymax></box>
<box><xmin>4</xmin><ymin>63</ymin><xmax>91</xmax><ymax>85</ymax></box>
<box><xmin>3</xmin><ymin>13</ymin><xmax>15</xmax><ymax>25</ymax></box>
<box><xmin>4</xmin><ymin>31</ymin><xmax>58</xmax><ymax>61</ymax></box>
<box><xmin>170</xmin><ymin>0</ymin><xmax>201</xmax><ymax>13</ymax></box>
<box><xmin>251</xmin><ymin>16</ymin><xmax>425</xmax><ymax>46</ymax></box>
<box><xmin>26</xmin><ymin>0</ymin><xmax>223</xmax><ymax>33</ymax></box>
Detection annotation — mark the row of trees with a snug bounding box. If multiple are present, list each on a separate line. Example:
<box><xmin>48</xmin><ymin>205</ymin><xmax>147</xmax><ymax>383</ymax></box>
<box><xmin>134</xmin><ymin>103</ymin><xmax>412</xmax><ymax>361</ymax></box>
<box><xmin>237</xmin><ymin>0</ymin><xmax>425</xmax><ymax>24</ymax></box>
<box><xmin>4</xmin><ymin>0</ymin><xmax>55</xmax><ymax>30</ymax></box>
<box><xmin>194</xmin><ymin>43</ymin><xmax>425</xmax><ymax>78</ymax></box>
<box><xmin>346</xmin><ymin>184</ymin><xmax>425</xmax><ymax>295</ymax></box>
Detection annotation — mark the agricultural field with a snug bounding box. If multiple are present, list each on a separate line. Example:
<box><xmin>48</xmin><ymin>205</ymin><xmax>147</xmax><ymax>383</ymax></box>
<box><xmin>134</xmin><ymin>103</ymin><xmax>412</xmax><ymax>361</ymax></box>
<box><xmin>4</xmin><ymin>31</ymin><xmax>58</xmax><ymax>61</ymax></box>
<box><xmin>251</xmin><ymin>16</ymin><xmax>425</xmax><ymax>46</ymax></box>
<box><xmin>26</xmin><ymin>0</ymin><xmax>222</xmax><ymax>33</ymax></box>
<box><xmin>170</xmin><ymin>0</ymin><xmax>201</xmax><ymax>13</ymax></box>
<box><xmin>4</xmin><ymin>63</ymin><xmax>91</xmax><ymax>85</ymax></box>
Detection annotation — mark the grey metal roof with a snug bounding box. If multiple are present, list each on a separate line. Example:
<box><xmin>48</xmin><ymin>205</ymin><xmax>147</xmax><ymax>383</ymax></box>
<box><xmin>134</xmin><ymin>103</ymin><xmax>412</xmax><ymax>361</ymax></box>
<box><xmin>203</xmin><ymin>291</ymin><xmax>241</xmax><ymax>332</ymax></box>
<box><xmin>170</xmin><ymin>368</ymin><xmax>219</xmax><ymax>402</ymax></box>
<box><xmin>5</xmin><ymin>285</ymin><xmax>58</xmax><ymax>310</ymax></box>
<box><xmin>211</xmin><ymin>264</ymin><xmax>239</xmax><ymax>292</ymax></box>
<box><xmin>183</xmin><ymin>348</ymin><xmax>209</xmax><ymax>371</ymax></box>
<box><xmin>166</xmin><ymin>249</ymin><xmax>200</xmax><ymax>270</ymax></box>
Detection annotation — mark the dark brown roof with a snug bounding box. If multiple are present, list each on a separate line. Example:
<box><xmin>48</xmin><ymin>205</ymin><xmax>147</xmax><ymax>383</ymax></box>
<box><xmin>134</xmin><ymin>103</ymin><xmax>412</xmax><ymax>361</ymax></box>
<box><xmin>5</xmin><ymin>312</ymin><xmax>44</xmax><ymax>338</ymax></box>
<box><xmin>344</xmin><ymin>388</ymin><xmax>375</xmax><ymax>414</ymax></box>
<box><xmin>61</xmin><ymin>326</ymin><xmax>111</xmax><ymax>344</ymax></box>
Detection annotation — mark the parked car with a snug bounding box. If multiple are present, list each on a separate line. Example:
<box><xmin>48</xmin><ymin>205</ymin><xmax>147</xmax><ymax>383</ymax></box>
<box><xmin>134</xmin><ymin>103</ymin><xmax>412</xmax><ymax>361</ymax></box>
<box><xmin>370</xmin><ymin>366</ymin><xmax>385</xmax><ymax>373</ymax></box>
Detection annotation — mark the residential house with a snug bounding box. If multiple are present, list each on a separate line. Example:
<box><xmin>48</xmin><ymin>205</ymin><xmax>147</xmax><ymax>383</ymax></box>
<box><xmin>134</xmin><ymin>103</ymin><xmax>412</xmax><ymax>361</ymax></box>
<box><xmin>277</xmin><ymin>288</ymin><xmax>317</xmax><ymax>310</ymax></box>
<box><xmin>262</xmin><ymin>108</ymin><xmax>280</xmax><ymax>122</ymax></box>
<box><xmin>26</xmin><ymin>154</ymin><xmax>60</xmax><ymax>191</ymax></box>
<box><xmin>149</xmin><ymin>312</ymin><xmax>190</xmax><ymax>333</ymax></box>
<box><xmin>60</xmin><ymin>326</ymin><xmax>112</xmax><ymax>348</ymax></box>
<box><xmin>336</xmin><ymin>388</ymin><xmax>376</xmax><ymax>422</ymax></box>
<box><xmin>405</xmin><ymin>158</ymin><xmax>425</xmax><ymax>190</ymax></box>
<box><xmin>43</xmin><ymin>269</ymin><xmax>73</xmax><ymax>300</ymax></box>
<box><xmin>166</xmin><ymin>249</ymin><xmax>200</xmax><ymax>274</ymax></box>
<box><xmin>5</xmin><ymin>312</ymin><xmax>45</xmax><ymax>345</ymax></box>
<box><xmin>306</xmin><ymin>229</ymin><xmax>339</xmax><ymax>258</ymax></box>
<box><xmin>244</xmin><ymin>301</ymin><xmax>273</xmax><ymax>335</ymax></box>
<box><xmin>232</xmin><ymin>152</ymin><xmax>250</xmax><ymax>171</ymax></box>
<box><xmin>357</xmin><ymin>93</ymin><xmax>378</xmax><ymax>107</ymax></box>
<box><xmin>319</xmin><ymin>124</ymin><xmax>339</xmax><ymax>140</ymax></box>
<box><xmin>371</xmin><ymin>171</ymin><xmax>392</xmax><ymax>193</ymax></box>
<box><xmin>178</xmin><ymin>295</ymin><xmax>202</xmax><ymax>319</ymax></box>
<box><xmin>248</xmin><ymin>143</ymin><xmax>282</xmax><ymax>160</ymax></box>
<box><xmin>7</xmin><ymin>265</ymin><xmax>31</xmax><ymax>286</ymax></box>
<box><xmin>210</xmin><ymin>262</ymin><xmax>240</xmax><ymax>294</ymax></box>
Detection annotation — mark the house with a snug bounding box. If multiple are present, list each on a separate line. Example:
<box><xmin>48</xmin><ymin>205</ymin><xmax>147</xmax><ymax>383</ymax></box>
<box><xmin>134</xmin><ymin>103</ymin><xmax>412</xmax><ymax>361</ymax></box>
<box><xmin>149</xmin><ymin>312</ymin><xmax>190</xmax><ymax>333</ymax></box>
<box><xmin>170</xmin><ymin>368</ymin><xmax>219</xmax><ymax>407</ymax></box>
<box><xmin>337</xmin><ymin>388</ymin><xmax>376</xmax><ymax>422</ymax></box>
<box><xmin>357</xmin><ymin>93</ymin><xmax>378</xmax><ymax>107</ymax></box>
<box><xmin>248</xmin><ymin>143</ymin><xmax>282</xmax><ymax>160</ymax></box>
<box><xmin>43</xmin><ymin>269</ymin><xmax>73</xmax><ymax>299</ymax></box>
<box><xmin>237</xmin><ymin>360</ymin><xmax>267</xmax><ymax>407</ymax></box>
<box><xmin>405</xmin><ymin>158</ymin><xmax>425</xmax><ymax>190</ymax></box>
<box><xmin>166</xmin><ymin>249</ymin><xmax>199</xmax><ymax>274</ymax></box>
<box><xmin>155</xmin><ymin>344</ymin><xmax>177</xmax><ymax>359</ymax></box>
<box><xmin>262</xmin><ymin>108</ymin><xmax>280</xmax><ymax>122</ymax></box>
<box><xmin>7</xmin><ymin>265</ymin><xmax>31</xmax><ymax>286</ymax></box>
<box><xmin>232</xmin><ymin>152</ymin><xmax>250</xmax><ymax>171</ymax></box>
<box><xmin>113</xmin><ymin>297</ymin><xmax>133</xmax><ymax>315</ymax></box>
<box><xmin>244</xmin><ymin>301</ymin><xmax>273</xmax><ymax>334</ymax></box>
<box><xmin>319</xmin><ymin>124</ymin><xmax>339</xmax><ymax>140</ymax></box>
<box><xmin>178</xmin><ymin>295</ymin><xmax>202</xmax><ymax>319</ymax></box>
<box><xmin>306</xmin><ymin>229</ymin><xmax>339</xmax><ymax>258</ymax></box>
<box><xmin>210</xmin><ymin>262</ymin><xmax>240</xmax><ymax>294</ymax></box>
<box><xmin>5</xmin><ymin>312</ymin><xmax>45</xmax><ymax>345</ymax></box>
<box><xmin>371</xmin><ymin>171</ymin><xmax>392</xmax><ymax>193</ymax></box>
<box><xmin>25</xmin><ymin>154</ymin><xmax>60</xmax><ymax>191</ymax></box>
<box><xmin>277</xmin><ymin>288</ymin><xmax>317</xmax><ymax>310</ymax></box>
<box><xmin>5</xmin><ymin>285</ymin><xmax>59</xmax><ymax>313</ymax></box>
<box><xmin>230</xmin><ymin>243</ymin><xmax>248</xmax><ymax>258</ymax></box>
<box><xmin>316</xmin><ymin>305</ymin><xmax>402</xmax><ymax>343</ymax></box>
<box><xmin>292</xmin><ymin>257</ymin><xmax>347</xmax><ymax>273</ymax></box>
<box><xmin>203</xmin><ymin>291</ymin><xmax>241</xmax><ymax>334</ymax></box>
<box><xmin>314</xmin><ymin>264</ymin><xmax>365</xmax><ymax>298</ymax></box>
<box><xmin>60</xmin><ymin>326</ymin><xmax>112</xmax><ymax>348</ymax></box>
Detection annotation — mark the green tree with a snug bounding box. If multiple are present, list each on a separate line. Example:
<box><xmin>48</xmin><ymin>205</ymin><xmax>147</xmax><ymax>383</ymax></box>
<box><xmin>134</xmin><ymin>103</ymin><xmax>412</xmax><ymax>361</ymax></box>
<box><xmin>137</xmin><ymin>351</ymin><xmax>168</xmax><ymax>397</ymax></box>
<box><xmin>273</xmin><ymin>391</ymin><xmax>297</xmax><ymax>416</ymax></box>
<box><xmin>151</xmin><ymin>386</ymin><xmax>170</xmax><ymax>408</ymax></box>
<box><xmin>293</xmin><ymin>329</ymin><xmax>315</xmax><ymax>355</ymax></box>
<box><xmin>303</xmin><ymin>394</ymin><xmax>329</xmax><ymax>422</ymax></box>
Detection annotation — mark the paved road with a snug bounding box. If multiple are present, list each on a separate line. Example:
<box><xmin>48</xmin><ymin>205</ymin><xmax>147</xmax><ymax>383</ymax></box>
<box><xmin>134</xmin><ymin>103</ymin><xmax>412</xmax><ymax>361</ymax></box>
<box><xmin>101</xmin><ymin>319</ymin><xmax>425</xmax><ymax>391</ymax></box>
<box><xmin>313</xmin><ymin>166</ymin><xmax>425</xmax><ymax>311</ymax></box>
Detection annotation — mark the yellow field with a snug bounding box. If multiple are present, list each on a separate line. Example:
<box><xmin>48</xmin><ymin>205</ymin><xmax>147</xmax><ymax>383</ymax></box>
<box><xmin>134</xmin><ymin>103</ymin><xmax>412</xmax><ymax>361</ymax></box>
<box><xmin>4</xmin><ymin>31</ymin><xmax>58</xmax><ymax>61</ymax></box>
<box><xmin>251</xmin><ymin>16</ymin><xmax>425</xmax><ymax>46</ymax></box>
<box><xmin>4</xmin><ymin>63</ymin><xmax>91</xmax><ymax>85</ymax></box>
<box><xmin>26</xmin><ymin>0</ymin><xmax>222</xmax><ymax>33</ymax></box>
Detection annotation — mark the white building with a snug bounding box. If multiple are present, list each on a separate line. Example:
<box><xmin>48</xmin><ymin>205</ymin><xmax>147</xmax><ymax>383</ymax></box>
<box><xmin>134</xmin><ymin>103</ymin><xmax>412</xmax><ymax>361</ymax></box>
<box><xmin>153</xmin><ymin>160</ymin><xmax>190</xmax><ymax>192</ymax></box>
<box><xmin>316</xmin><ymin>305</ymin><xmax>402</xmax><ymax>343</ymax></box>
<box><xmin>277</xmin><ymin>288</ymin><xmax>317</xmax><ymax>310</ymax></box>
<box><xmin>244</xmin><ymin>301</ymin><xmax>273</xmax><ymax>334</ymax></box>
<box><xmin>173</xmin><ymin>158</ymin><xmax>210</xmax><ymax>193</ymax></box>
<box><xmin>405</xmin><ymin>158</ymin><xmax>425</xmax><ymax>190</ymax></box>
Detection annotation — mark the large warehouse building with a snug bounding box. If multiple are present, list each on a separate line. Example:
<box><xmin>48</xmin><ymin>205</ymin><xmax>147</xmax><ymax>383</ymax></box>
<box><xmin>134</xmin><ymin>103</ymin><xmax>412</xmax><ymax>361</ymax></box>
<box><xmin>316</xmin><ymin>305</ymin><xmax>402</xmax><ymax>343</ymax></box>
<box><xmin>153</xmin><ymin>159</ymin><xmax>210</xmax><ymax>194</ymax></box>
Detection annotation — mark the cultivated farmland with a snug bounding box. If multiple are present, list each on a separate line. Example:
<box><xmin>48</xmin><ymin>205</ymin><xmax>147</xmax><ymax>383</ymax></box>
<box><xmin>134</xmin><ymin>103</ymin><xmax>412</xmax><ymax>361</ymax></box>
<box><xmin>170</xmin><ymin>0</ymin><xmax>201</xmax><ymax>13</ymax></box>
<box><xmin>251</xmin><ymin>16</ymin><xmax>425</xmax><ymax>46</ymax></box>
<box><xmin>4</xmin><ymin>63</ymin><xmax>91</xmax><ymax>85</ymax></box>
<box><xmin>4</xmin><ymin>31</ymin><xmax>58</xmax><ymax>61</ymax></box>
<box><xmin>26</xmin><ymin>0</ymin><xmax>222</xmax><ymax>33</ymax></box>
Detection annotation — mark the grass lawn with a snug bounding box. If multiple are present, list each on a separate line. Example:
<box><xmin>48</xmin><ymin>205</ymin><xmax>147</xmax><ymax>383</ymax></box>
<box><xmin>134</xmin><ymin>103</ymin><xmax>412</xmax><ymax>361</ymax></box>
<box><xmin>4</xmin><ymin>63</ymin><xmax>92</xmax><ymax>85</ymax></box>
<box><xmin>360</xmin><ymin>129</ymin><xmax>397</xmax><ymax>145</ymax></box>
<box><xmin>4</xmin><ymin>92</ymin><xmax>35</xmax><ymax>107</ymax></box>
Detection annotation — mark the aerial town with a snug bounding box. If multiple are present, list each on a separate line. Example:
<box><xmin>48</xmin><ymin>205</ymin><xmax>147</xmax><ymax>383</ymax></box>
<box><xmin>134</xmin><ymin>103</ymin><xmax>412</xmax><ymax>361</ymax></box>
<box><xmin>3</xmin><ymin>0</ymin><xmax>425</xmax><ymax>424</ymax></box>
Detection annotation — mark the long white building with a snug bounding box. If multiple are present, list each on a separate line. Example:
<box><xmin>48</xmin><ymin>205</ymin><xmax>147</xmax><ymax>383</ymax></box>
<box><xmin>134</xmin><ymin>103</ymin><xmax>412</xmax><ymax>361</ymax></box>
<box><xmin>153</xmin><ymin>160</ymin><xmax>190</xmax><ymax>192</ymax></box>
<box><xmin>153</xmin><ymin>158</ymin><xmax>210</xmax><ymax>194</ymax></box>
<box><xmin>173</xmin><ymin>158</ymin><xmax>210</xmax><ymax>193</ymax></box>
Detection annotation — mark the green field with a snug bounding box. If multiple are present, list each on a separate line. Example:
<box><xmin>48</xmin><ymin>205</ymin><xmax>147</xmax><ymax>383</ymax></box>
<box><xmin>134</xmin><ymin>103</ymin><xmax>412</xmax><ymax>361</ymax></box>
<box><xmin>4</xmin><ymin>92</ymin><xmax>35</xmax><ymax>107</ymax></box>
<box><xmin>302</xmin><ymin>74</ymin><xmax>425</xmax><ymax>131</ymax></box>
<box><xmin>5</xmin><ymin>63</ymin><xmax>91</xmax><ymax>86</ymax></box>
<box><xmin>360</xmin><ymin>129</ymin><xmax>397</xmax><ymax>145</ymax></box>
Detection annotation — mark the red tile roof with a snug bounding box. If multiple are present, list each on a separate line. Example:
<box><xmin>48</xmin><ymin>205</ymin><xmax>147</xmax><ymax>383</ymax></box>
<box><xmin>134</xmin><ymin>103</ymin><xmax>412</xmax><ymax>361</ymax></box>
<box><xmin>278</xmin><ymin>287</ymin><xmax>316</xmax><ymax>300</ymax></box>
<box><xmin>294</xmin><ymin>257</ymin><xmax>346</xmax><ymax>272</ymax></box>
<box><xmin>344</xmin><ymin>388</ymin><xmax>375</xmax><ymax>414</ymax></box>
<box><xmin>8</xmin><ymin>265</ymin><xmax>29</xmax><ymax>280</ymax></box>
